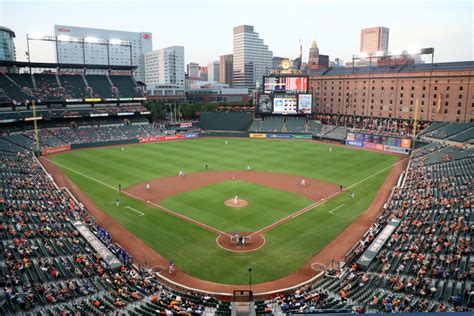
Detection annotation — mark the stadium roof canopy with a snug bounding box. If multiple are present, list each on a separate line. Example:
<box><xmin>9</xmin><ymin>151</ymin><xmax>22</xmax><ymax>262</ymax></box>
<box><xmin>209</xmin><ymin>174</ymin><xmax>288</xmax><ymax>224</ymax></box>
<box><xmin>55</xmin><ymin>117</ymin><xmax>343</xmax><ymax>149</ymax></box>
<box><xmin>0</xmin><ymin>60</ymin><xmax>137</xmax><ymax>71</ymax></box>
<box><xmin>310</xmin><ymin>61</ymin><xmax>474</xmax><ymax>76</ymax></box>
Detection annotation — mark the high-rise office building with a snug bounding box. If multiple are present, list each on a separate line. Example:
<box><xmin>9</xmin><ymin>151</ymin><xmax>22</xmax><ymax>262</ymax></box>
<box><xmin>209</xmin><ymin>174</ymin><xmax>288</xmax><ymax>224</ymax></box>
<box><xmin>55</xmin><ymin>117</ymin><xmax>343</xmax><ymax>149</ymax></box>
<box><xmin>144</xmin><ymin>46</ymin><xmax>185</xmax><ymax>89</ymax></box>
<box><xmin>308</xmin><ymin>41</ymin><xmax>319</xmax><ymax>67</ymax></box>
<box><xmin>0</xmin><ymin>26</ymin><xmax>15</xmax><ymax>61</ymax></box>
<box><xmin>199</xmin><ymin>66</ymin><xmax>208</xmax><ymax>81</ymax></box>
<box><xmin>54</xmin><ymin>25</ymin><xmax>152</xmax><ymax>82</ymax></box>
<box><xmin>219</xmin><ymin>54</ymin><xmax>233</xmax><ymax>86</ymax></box>
<box><xmin>308</xmin><ymin>40</ymin><xmax>329</xmax><ymax>70</ymax></box>
<box><xmin>208</xmin><ymin>61</ymin><xmax>220</xmax><ymax>83</ymax></box>
<box><xmin>360</xmin><ymin>27</ymin><xmax>389</xmax><ymax>53</ymax></box>
<box><xmin>232</xmin><ymin>25</ymin><xmax>272</xmax><ymax>89</ymax></box>
<box><xmin>187</xmin><ymin>62</ymin><xmax>200</xmax><ymax>78</ymax></box>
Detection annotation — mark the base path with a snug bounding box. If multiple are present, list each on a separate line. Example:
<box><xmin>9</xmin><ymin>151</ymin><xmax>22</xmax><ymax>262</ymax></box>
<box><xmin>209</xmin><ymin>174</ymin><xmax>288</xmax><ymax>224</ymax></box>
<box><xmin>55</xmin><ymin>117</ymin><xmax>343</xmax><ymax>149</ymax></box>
<box><xmin>125</xmin><ymin>170</ymin><xmax>339</xmax><ymax>204</ymax></box>
<box><xmin>39</xmin><ymin>155</ymin><xmax>407</xmax><ymax>296</ymax></box>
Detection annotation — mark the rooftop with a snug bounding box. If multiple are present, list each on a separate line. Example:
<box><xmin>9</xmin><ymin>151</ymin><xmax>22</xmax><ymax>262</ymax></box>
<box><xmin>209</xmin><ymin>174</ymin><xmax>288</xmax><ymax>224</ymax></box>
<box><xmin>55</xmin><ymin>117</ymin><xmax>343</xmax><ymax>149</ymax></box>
<box><xmin>310</xmin><ymin>61</ymin><xmax>474</xmax><ymax>77</ymax></box>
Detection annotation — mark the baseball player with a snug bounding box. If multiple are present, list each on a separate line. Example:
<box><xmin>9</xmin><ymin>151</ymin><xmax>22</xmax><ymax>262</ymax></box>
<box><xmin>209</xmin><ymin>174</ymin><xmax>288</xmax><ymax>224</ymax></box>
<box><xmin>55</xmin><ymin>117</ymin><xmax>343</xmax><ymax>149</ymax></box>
<box><xmin>300</xmin><ymin>179</ymin><xmax>306</xmax><ymax>187</ymax></box>
<box><xmin>146</xmin><ymin>184</ymin><xmax>150</xmax><ymax>190</ymax></box>
<box><xmin>179</xmin><ymin>170</ymin><xmax>184</xmax><ymax>177</ymax></box>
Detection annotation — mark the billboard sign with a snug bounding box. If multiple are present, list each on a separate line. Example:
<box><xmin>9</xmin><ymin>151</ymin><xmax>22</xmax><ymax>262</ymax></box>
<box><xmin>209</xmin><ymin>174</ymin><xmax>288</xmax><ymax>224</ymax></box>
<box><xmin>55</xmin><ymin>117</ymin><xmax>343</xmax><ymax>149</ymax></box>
<box><xmin>345</xmin><ymin>140</ymin><xmax>364</xmax><ymax>148</ymax></box>
<box><xmin>258</xmin><ymin>95</ymin><xmax>272</xmax><ymax>113</ymax></box>
<box><xmin>264</xmin><ymin>76</ymin><xmax>308</xmax><ymax>94</ymax></box>
<box><xmin>273</xmin><ymin>95</ymin><xmax>297</xmax><ymax>114</ymax></box>
<box><xmin>249</xmin><ymin>133</ymin><xmax>267</xmax><ymax>138</ymax></box>
<box><xmin>298</xmin><ymin>94</ymin><xmax>312</xmax><ymax>114</ymax></box>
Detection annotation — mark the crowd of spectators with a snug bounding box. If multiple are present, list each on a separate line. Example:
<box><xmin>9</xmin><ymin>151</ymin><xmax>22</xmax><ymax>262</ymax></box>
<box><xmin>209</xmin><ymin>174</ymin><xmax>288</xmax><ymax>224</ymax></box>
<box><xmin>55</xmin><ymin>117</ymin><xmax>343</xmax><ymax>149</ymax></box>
<box><xmin>278</xmin><ymin>144</ymin><xmax>473</xmax><ymax>313</ymax></box>
<box><xmin>0</xmin><ymin>151</ymin><xmax>219</xmax><ymax>314</ymax></box>
<box><xmin>315</xmin><ymin>114</ymin><xmax>430</xmax><ymax>137</ymax></box>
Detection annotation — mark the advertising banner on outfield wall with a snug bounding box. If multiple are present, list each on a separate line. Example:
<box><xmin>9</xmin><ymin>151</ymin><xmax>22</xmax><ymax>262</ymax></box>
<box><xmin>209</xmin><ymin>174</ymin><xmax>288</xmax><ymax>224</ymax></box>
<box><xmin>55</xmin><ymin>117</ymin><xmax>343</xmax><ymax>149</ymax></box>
<box><xmin>400</xmin><ymin>138</ymin><xmax>412</xmax><ymax>148</ymax></box>
<box><xmin>357</xmin><ymin>218</ymin><xmax>401</xmax><ymax>269</ymax></box>
<box><xmin>184</xmin><ymin>133</ymin><xmax>198</xmax><ymax>138</ymax></box>
<box><xmin>345</xmin><ymin>140</ymin><xmax>364</xmax><ymax>147</ymax></box>
<box><xmin>139</xmin><ymin>134</ymin><xmax>186</xmax><ymax>143</ymax></box>
<box><xmin>384</xmin><ymin>145</ymin><xmax>410</xmax><ymax>154</ymax></box>
<box><xmin>266</xmin><ymin>134</ymin><xmax>292</xmax><ymax>139</ymax></box>
<box><xmin>42</xmin><ymin>144</ymin><xmax>71</xmax><ymax>155</ymax></box>
<box><xmin>249</xmin><ymin>133</ymin><xmax>267</xmax><ymax>138</ymax></box>
<box><xmin>292</xmin><ymin>134</ymin><xmax>313</xmax><ymax>139</ymax></box>
<box><xmin>364</xmin><ymin>142</ymin><xmax>385</xmax><ymax>151</ymax></box>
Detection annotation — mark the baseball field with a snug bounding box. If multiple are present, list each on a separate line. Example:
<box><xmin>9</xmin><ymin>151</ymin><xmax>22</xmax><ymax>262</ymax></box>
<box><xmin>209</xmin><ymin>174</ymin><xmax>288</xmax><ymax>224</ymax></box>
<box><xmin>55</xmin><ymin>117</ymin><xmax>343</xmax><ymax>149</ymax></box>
<box><xmin>47</xmin><ymin>137</ymin><xmax>400</xmax><ymax>286</ymax></box>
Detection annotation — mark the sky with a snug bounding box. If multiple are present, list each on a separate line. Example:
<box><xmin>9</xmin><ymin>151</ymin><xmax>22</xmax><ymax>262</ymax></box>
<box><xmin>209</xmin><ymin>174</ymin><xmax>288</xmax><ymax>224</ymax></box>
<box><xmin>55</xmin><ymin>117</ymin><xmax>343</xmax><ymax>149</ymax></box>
<box><xmin>0</xmin><ymin>0</ymin><xmax>472</xmax><ymax>66</ymax></box>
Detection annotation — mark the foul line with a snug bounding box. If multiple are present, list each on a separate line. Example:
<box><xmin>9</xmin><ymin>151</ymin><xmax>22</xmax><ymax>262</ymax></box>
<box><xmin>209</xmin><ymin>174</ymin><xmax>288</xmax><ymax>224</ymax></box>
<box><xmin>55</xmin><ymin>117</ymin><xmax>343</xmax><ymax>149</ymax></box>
<box><xmin>42</xmin><ymin>156</ymin><xmax>407</xmax><ymax>240</ymax></box>
<box><xmin>249</xmin><ymin>157</ymin><xmax>408</xmax><ymax>237</ymax></box>
<box><xmin>41</xmin><ymin>157</ymin><xmax>232</xmax><ymax>237</ymax></box>
<box><xmin>125</xmin><ymin>206</ymin><xmax>145</xmax><ymax>216</ymax></box>
<box><xmin>328</xmin><ymin>204</ymin><xmax>347</xmax><ymax>215</ymax></box>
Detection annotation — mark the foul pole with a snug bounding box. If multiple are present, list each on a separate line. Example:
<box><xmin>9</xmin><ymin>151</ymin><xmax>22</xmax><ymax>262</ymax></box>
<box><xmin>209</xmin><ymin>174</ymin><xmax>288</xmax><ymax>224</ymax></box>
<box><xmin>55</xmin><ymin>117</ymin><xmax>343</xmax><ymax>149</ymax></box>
<box><xmin>32</xmin><ymin>100</ymin><xmax>41</xmax><ymax>153</ymax></box>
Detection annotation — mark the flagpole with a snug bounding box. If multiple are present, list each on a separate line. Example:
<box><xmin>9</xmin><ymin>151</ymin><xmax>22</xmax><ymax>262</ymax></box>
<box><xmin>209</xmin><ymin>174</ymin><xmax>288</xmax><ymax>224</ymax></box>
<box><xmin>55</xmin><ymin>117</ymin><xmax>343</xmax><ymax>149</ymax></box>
<box><xmin>32</xmin><ymin>100</ymin><xmax>40</xmax><ymax>153</ymax></box>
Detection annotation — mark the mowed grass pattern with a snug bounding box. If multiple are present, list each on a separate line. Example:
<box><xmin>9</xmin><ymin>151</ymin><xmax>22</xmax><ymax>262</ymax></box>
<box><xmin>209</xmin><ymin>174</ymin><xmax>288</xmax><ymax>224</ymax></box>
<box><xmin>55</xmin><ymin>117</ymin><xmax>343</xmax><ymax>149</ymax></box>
<box><xmin>52</xmin><ymin>138</ymin><xmax>399</xmax><ymax>284</ymax></box>
<box><xmin>161</xmin><ymin>181</ymin><xmax>312</xmax><ymax>232</ymax></box>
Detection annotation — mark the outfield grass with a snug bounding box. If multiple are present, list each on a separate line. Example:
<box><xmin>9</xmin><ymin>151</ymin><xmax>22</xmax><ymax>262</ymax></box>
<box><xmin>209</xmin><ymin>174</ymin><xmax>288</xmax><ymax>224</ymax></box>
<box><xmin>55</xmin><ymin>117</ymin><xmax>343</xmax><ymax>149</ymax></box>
<box><xmin>51</xmin><ymin>137</ymin><xmax>399</xmax><ymax>284</ymax></box>
<box><xmin>161</xmin><ymin>180</ymin><xmax>312</xmax><ymax>232</ymax></box>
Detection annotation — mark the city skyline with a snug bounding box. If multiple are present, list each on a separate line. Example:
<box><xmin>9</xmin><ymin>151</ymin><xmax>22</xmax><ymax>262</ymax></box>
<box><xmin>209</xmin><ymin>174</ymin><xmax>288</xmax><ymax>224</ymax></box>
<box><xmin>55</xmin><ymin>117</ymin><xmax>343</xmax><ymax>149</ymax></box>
<box><xmin>0</xmin><ymin>0</ymin><xmax>472</xmax><ymax>66</ymax></box>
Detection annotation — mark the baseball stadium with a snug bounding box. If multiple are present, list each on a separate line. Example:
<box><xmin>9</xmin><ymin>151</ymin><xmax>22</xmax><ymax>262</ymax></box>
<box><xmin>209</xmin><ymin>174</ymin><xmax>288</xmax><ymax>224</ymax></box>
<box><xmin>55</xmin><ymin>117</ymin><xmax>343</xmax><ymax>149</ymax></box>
<box><xmin>0</xmin><ymin>56</ymin><xmax>473</xmax><ymax>316</ymax></box>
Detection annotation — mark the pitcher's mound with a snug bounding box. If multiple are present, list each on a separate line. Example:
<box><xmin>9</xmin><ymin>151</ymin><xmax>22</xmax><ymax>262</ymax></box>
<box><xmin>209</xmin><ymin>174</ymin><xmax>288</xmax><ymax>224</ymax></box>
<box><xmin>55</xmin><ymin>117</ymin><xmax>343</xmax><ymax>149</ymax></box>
<box><xmin>224</xmin><ymin>199</ymin><xmax>248</xmax><ymax>208</ymax></box>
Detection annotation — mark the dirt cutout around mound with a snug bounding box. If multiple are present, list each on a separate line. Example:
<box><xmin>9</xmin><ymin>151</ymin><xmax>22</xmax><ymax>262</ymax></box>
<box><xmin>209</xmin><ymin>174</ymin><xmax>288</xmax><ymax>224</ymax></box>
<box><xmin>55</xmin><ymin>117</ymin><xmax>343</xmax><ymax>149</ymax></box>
<box><xmin>40</xmin><ymin>154</ymin><xmax>407</xmax><ymax>296</ymax></box>
<box><xmin>125</xmin><ymin>170</ymin><xmax>339</xmax><ymax>205</ymax></box>
<box><xmin>224</xmin><ymin>198</ymin><xmax>249</xmax><ymax>208</ymax></box>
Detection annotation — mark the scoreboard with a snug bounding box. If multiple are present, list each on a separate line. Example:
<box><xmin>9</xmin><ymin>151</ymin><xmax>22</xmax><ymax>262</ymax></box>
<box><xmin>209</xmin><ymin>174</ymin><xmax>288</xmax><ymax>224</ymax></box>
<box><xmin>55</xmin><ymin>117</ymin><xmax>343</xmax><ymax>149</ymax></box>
<box><xmin>260</xmin><ymin>75</ymin><xmax>312</xmax><ymax>115</ymax></box>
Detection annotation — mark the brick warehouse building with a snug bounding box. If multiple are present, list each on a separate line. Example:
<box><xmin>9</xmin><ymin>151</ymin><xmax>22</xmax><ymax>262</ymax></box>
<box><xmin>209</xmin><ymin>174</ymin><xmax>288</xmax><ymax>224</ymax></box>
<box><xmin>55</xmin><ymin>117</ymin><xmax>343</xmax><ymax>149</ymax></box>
<box><xmin>309</xmin><ymin>61</ymin><xmax>474</xmax><ymax>122</ymax></box>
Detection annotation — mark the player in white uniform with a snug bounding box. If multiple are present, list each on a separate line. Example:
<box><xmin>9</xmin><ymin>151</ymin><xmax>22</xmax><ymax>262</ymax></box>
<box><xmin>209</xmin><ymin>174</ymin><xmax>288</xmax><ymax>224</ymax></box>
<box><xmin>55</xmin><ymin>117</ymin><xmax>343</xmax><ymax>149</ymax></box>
<box><xmin>233</xmin><ymin>195</ymin><xmax>239</xmax><ymax>205</ymax></box>
<box><xmin>300</xmin><ymin>179</ymin><xmax>306</xmax><ymax>187</ymax></box>
<box><xmin>146</xmin><ymin>184</ymin><xmax>150</xmax><ymax>190</ymax></box>
<box><xmin>179</xmin><ymin>170</ymin><xmax>184</xmax><ymax>177</ymax></box>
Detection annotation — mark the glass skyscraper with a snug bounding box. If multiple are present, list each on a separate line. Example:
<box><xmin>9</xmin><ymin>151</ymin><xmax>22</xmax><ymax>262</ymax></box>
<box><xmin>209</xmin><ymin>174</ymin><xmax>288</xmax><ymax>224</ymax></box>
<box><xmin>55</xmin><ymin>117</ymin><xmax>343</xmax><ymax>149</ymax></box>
<box><xmin>0</xmin><ymin>26</ymin><xmax>16</xmax><ymax>61</ymax></box>
<box><xmin>232</xmin><ymin>25</ymin><xmax>272</xmax><ymax>89</ymax></box>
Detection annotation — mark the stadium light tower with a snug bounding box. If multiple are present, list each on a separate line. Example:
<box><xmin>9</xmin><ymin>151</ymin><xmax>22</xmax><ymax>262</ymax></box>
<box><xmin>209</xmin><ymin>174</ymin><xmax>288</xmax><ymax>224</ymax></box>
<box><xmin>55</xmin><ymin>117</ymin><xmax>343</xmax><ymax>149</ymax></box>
<box><xmin>26</xmin><ymin>33</ymin><xmax>133</xmax><ymax>66</ymax></box>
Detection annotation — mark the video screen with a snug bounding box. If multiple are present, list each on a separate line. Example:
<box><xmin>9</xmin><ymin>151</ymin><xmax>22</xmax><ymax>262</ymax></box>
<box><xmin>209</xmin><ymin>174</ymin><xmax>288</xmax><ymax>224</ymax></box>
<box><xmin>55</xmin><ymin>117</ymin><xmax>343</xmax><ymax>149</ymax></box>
<box><xmin>273</xmin><ymin>95</ymin><xmax>297</xmax><ymax>114</ymax></box>
<box><xmin>258</xmin><ymin>95</ymin><xmax>272</xmax><ymax>113</ymax></box>
<box><xmin>264</xmin><ymin>76</ymin><xmax>308</xmax><ymax>93</ymax></box>
<box><xmin>286</xmin><ymin>77</ymin><xmax>308</xmax><ymax>93</ymax></box>
<box><xmin>298</xmin><ymin>94</ymin><xmax>312</xmax><ymax>114</ymax></box>
<box><xmin>264</xmin><ymin>77</ymin><xmax>277</xmax><ymax>93</ymax></box>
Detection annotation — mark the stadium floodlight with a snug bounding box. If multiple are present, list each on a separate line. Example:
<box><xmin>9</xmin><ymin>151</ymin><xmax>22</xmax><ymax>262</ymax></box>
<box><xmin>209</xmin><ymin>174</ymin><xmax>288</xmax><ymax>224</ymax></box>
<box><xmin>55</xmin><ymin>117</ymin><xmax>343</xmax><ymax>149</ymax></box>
<box><xmin>359</xmin><ymin>52</ymin><xmax>369</xmax><ymax>59</ymax></box>
<box><xmin>109</xmin><ymin>38</ymin><xmax>122</xmax><ymax>45</ymax></box>
<box><xmin>85</xmin><ymin>36</ymin><xmax>99</xmax><ymax>43</ymax></box>
<box><xmin>57</xmin><ymin>35</ymin><xmax>70</xmax><ymax>42</ymax></box>
<box><xmin>29</xmin><ymin>32</ymin><xmax>45</xmax><ymax>40</ymax></box>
